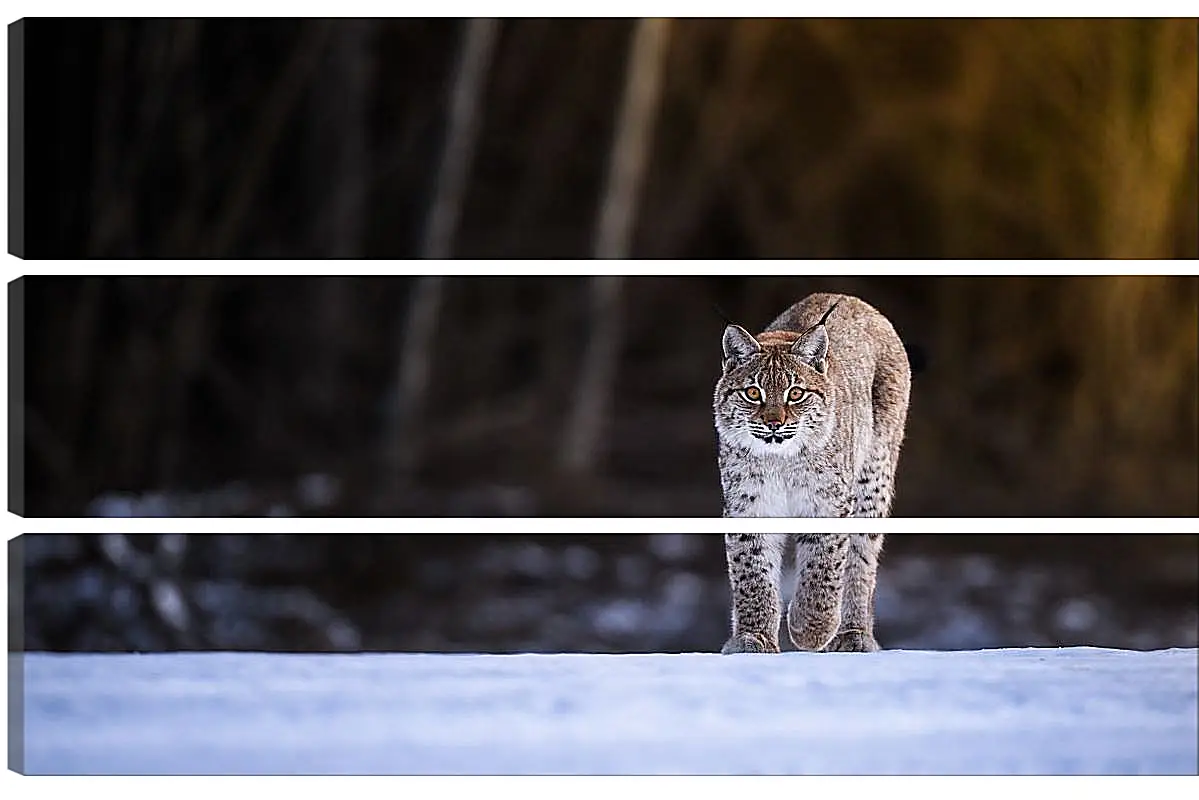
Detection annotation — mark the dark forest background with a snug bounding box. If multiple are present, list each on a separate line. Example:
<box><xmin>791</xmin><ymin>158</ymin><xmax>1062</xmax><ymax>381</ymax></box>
<box><xmin>12</xmin><ymin>18</ymin><xmax>1199</xmax><ymax>259</ymax></box>
<box><xmin>15</xmin><ymin>275</ymin><xmax>1199</xmax><ymax>517</ymax></box>
<box><xmin>13</xmin><ymin>534</ymin><xmax>1199</xmax><ymax>654</ymax></box>
<box><xmin>10</xmin><ymin>18</ymin><xmax>1199</xmax><ymax>517</ymax></box>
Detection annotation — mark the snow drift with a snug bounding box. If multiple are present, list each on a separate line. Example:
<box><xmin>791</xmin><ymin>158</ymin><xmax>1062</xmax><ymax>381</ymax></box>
<box><xmin>17</xmin><ymin>647</ymin><xmax>1198</xmax><ymax>775</ymax></box>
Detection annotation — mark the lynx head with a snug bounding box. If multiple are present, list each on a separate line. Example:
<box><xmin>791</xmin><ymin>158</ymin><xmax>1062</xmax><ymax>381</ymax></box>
<box><xmin>713</xmin><ymin>308</ymin><xmax>838</xmax><ymax>454</ymax></box>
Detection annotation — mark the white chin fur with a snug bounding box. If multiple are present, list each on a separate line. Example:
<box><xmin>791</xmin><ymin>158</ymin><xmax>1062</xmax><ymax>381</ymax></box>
<box><xmin>745</xmin><ymin>433</ymin><xmax>801</xmax><ymax>457</ymax></box>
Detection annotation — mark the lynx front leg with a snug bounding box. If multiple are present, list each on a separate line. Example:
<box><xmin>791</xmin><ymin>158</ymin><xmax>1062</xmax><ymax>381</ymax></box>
<box><xmin>721</xmin><ymin>534</ymin><xmax>786</xmax><ymax>654</ymax></box>
<box><xmin>824</xmin><ymin>534</ymin><xmax>884</xmax><ymax>652</ymax></box>
<box><xmin>787</xmin><ymin>534</ymin><xmax>848</xmax><ymax>651</ymax></box>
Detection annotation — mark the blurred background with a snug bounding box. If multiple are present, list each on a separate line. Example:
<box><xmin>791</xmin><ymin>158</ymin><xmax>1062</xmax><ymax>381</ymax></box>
<box><xmin>13</xmin><ymin>534</ymin><xmax>1199</xmax><ymax>653</ymax></box>
<box><xmin>17</xmin><ymin>275</ymin><xmax>1199</xmax><ymax>517</ymax></box>
<box><xmin>15</xmin><ymin>18</ymin><xmax>1198</xmax><ymax>259</ymax></box>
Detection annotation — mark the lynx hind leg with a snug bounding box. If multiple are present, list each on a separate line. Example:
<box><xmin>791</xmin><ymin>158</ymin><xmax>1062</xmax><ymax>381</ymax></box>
<box><xmin>852</xmin><ymin>436</ymin><xmax>901</xmax><ymax>519</ymax></box>
<box><xmin>824</xmin><ymin>534</ymin><xmax>884</xmax><ymax>653</ymax></box>
<box><xmin>786</xmin><ymin>535</ymin><xmax>848</xmax><ymax>652</ymax></box>
<box><xmin>722</xmin><ymin>534</ymin><xmax>786</xmax><ymax>654</ymax></box>
<box><xmin>825</xmin><ymin>436</ymin><xmax>899</xmax><ymax>653</ymax></box>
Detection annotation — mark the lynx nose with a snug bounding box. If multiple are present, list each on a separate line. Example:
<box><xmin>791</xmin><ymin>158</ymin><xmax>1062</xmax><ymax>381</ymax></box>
<box><xmin>764</xmin><ymin>418</ymin><xmax>784</xmax><ymax>430</ymax></box>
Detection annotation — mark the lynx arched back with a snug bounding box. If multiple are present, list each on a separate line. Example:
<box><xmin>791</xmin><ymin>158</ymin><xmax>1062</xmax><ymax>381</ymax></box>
<box><xmin>714</xmin><ymin>293</ymin><xmax>910</xmax><ymax>654</ymax></box>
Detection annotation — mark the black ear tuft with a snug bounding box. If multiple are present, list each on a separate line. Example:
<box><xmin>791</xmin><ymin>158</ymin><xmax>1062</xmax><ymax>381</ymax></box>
<box><xmin>722</xmin><ymin>325</ymin><xmax>761</xmax><ymax>363</ymax></box>
<box><xmin>816</xmin><ymin>301</ymin><xmax>840</xmax><ymax>328</ymax></box>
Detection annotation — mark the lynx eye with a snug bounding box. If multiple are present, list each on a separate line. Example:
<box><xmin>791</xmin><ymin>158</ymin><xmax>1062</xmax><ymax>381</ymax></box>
<box><xmin>787</xmin><ymin>386</ymin><xmax>806</xmax><ymax>402</ymax></box>
<box><xmin>743</xmin><ymin>386</ymin><xmax>762</xmax><ymax>402</ymax></box>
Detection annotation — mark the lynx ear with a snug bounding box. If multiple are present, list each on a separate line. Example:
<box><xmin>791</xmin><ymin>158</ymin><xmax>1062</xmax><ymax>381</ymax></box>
<box><xmin>722</xmin><ymin>324</ymin><xmax>760</xmax><ymax>364</ymax></box>
<box><xmin>791</xmin><ymin>326</ymin><xmax>829</xmax><ymax>374</ymax></box>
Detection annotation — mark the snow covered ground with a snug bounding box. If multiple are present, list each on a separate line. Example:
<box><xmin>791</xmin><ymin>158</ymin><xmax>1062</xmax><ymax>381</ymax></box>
<box><xmin>17</xmin><ymin>648</ymin><xmax>1198</xmax><ymax>775</ymax></box>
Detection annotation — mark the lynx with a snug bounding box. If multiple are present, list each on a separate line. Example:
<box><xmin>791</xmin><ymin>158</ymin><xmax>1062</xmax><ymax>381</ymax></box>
<box><xmin>713</xmin><ymin>293</ymin><xmax>911</xmax><ymax>654</ymax></box>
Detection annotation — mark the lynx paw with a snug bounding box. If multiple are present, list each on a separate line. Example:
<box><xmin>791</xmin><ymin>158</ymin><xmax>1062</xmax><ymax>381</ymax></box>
<box><xmin>786</xmin><ymin>602</ymin><xmax>840</xmax><ymax>652</ymax></box>
<box><xmin>721</xmin><ymin>632</ymin><xmax>781</xmax><ymax>654</ymax></box>
<box><xmin>823</xmin><ymin>631</ymin><xmax>881</xmax><ymax>653</ymax></box>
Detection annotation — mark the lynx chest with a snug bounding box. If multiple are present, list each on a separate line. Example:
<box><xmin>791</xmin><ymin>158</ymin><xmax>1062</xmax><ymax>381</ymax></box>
<box><xmin>730</xmin><ymin>460</ymin><xmax>838</xmax><ymax>518</ymax></box>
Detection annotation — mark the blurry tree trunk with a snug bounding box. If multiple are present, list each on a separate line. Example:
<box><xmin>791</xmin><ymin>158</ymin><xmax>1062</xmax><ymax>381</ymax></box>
<box><xmin>296</xmin><ymin>22</ymin><xmax>375</xmax><ymax>431</ymax></box>
<box><xmin>643</xmin><ymin>21</ymin><xmax>768</xmax><ymax>257</ymax></box>
<box><xmin>63</xmin><ymin>278</ymin><xmax>103</xmax><ymax>450</ymax></box>
<box><xmin>934</xmin><ymin>21</ymin><xmax>1001</xmax><ymax>257</ymax></box>
<box><xmin>321</xmin><ymin>20</ymin><xmax>374</xmax><ymax>258</ymax></box>
<box><xmin>594</xmin><ymin>18</ymin><xmax>671</xmax><ymax>258</ymax></box>
<box><xmin>1095</xmin><ymin>20</ymin><xmax>1197</xmax><ymax>258</ymax></box>
<box><xmin>385</xmin><ymin>19</ymin><xmax>499</xmax><ymax>491</ymax></box>
<box><xmin>90</xmin><ymin>22</ymin><xmax>198</xmax><ymax>256</ymax></box>
<box><xmin>941</xmin><ymin>20</ymin><xmax>1197</xmax><ymax>259</ymax></box>
<box><xmin>206</xmin><ymin>24</ymin><xmax>331</xmax><ymax>256</ymax></box>
<box><xmin>1064</xmin><ymin>277</ymin><xmax>1198</xmax><ymax>448</ymax></box>
<box><xmin>107</xmin><ymin>281</ymin><xmax>159</xmax><ymax>490</ymax></box>
<box><xmin>385</xmin><ymin>277</ymin><xmax>446</xmax><ymax>488</ymax></box>
<box><xmin>88</xmin><ymin>23</ymin><xmax>131</xmax><ymax>256</ymax></box>
<box><xmin>312</xmin><ymin>278</ymin><xmax>353</xmax><ymax>417</ymax></box>
<box><xmin>496</xmin><ymin>22</ymin><xmax>624</xmax><ymax>256</ymax></box>
<box><xmin>422</xmin><ymin>18</ymin><xmax>500</xmax><ymax>258</ymax></box>
<box><xmin>559</xmin><ymin>20</ymin><xmax>666</xmax><ymax>474</ymax></box>
<box><xmin>156</xmin><ymin>279</ymin><xmax>217</xmax><ymax>488</ymax></box>
<box><xmin>165</xmin><ymin>19</ymin><xmax>206</xmax><ymax>254</ymax></box>
<box><xmin>560</xmin><ymin>277</ymin><xmax>624</xmax><ymax>475</ymax></box>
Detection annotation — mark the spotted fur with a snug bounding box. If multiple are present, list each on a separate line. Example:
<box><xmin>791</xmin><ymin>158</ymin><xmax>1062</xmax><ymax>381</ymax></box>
<box><xmin>714</xmin><ymin>293</ymin><xmax>910</xmax><ymax>654</ymax></box>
